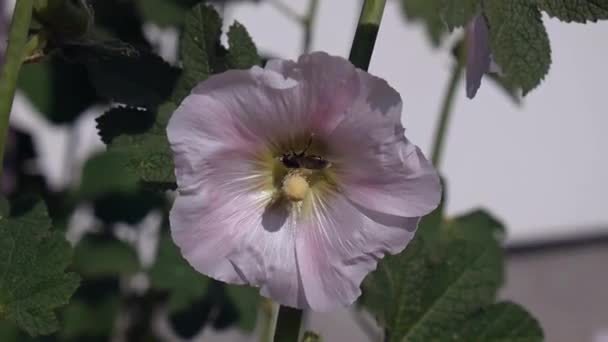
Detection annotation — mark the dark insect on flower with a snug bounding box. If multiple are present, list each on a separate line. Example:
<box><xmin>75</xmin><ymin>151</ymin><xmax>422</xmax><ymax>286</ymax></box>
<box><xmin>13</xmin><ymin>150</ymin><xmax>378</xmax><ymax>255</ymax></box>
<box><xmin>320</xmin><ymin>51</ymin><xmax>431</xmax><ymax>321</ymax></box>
<box><xmin>280</xmin><ymin>136</ymin><xmax>331</xmax><ymax>170</ymax></box>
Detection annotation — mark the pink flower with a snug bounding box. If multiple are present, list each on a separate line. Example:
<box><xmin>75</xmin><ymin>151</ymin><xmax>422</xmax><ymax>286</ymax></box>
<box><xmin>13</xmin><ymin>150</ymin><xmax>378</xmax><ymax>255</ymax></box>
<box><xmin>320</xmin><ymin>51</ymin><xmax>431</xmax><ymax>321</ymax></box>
<box><xmin>167</xmin><ymin>52</ymin><xmax>441</xmax><ymax>311</ymax></box>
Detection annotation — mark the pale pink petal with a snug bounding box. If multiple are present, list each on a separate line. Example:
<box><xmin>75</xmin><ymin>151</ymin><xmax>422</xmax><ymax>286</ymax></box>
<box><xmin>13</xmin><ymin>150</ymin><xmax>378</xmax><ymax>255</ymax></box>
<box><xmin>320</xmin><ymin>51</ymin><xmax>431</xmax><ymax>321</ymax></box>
<box><xmin>170</xmin><ymin>147</ymin><xmax>307</xmax><ymax>307</ymax></box>
<box><xmin>325</xmin><ymin>70</ymin><xmax>441</xmax><ymax>218</ymax></box>
<box><xmin>296</xmin><ymin>191</ymin><xmax>418</xmax><ymax>311</ymax></box>
<box><xmin>265</xmin><ymin>52</ymin><xmax>361</xmax><ymax>134</ymax></box>
<box><xmin>170</xmin><ymin>148</ymin><xmax>270</xmax><ymax>284</ymax></box>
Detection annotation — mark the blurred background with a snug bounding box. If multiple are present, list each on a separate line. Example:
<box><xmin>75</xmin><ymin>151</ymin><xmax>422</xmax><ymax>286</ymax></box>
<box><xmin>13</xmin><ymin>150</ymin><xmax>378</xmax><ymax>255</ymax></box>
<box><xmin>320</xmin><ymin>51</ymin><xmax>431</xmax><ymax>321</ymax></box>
<box><xmin>1</xmin><ymin>0</ymin><xmax>607</xmax><ymax>341</ymax></box>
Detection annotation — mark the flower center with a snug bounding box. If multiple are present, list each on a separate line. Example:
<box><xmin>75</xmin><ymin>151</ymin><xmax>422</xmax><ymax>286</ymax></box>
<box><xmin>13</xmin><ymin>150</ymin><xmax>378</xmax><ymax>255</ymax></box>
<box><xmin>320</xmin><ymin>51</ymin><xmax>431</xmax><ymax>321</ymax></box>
<box><xmin>281</xmin><ymin>171</ymin><xmax>310</xmax><ymax>202</ymax></box>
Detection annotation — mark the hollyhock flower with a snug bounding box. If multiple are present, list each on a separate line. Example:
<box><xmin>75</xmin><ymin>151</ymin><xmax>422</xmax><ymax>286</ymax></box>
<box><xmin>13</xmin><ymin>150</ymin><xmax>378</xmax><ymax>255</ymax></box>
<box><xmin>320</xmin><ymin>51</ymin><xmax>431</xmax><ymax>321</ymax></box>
<box><xmin>466</xmin><ymin>13</ymin><xmax>501</xmax><ymax>99</ymax></box>
<box><xmin>167</xmin><ymin>52</ymin><xmax>441</xmax><ymax>311</ymax></box>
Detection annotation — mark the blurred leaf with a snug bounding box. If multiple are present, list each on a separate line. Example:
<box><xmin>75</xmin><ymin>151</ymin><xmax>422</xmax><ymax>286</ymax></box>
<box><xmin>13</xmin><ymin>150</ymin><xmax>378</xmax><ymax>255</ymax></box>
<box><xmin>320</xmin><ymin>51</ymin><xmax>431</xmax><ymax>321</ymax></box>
<box><xmin>60</xmin><ymin>298</ymin><xmax>119</xmax><ymax>339</ymax></box>
<box><xmin>442</xmin><ymin>0</ymin><xmax>480</xmax><ymax>30</ymax></box>
<box><xmin>150</xmin><ymin>235</ymin><xmax>210</xmax><ymax>312</ymax></box>
<box><xmin>67</xmin><ymin>39</ymin><xmax>179</xmax><ymax>108</ymax></box>
<box><xmin>362</xmin><ymin>209</ymin><xmax>505</xmax><ymax>341</ymax></box>
<box><xmin>484</xmin><ymin>0</ymin><xmax>552</xmax><ymax>95</ymax></box>
<box><xmin>72</xmin><ymin>236</ymin><xmax>140</xmax><ymax>278</ymax></box>
<box><xmin>91</xmin><ymin>0</ymin><xmax>151</xmax><ymax>47</ymax></box>
<box><xmin>401</xmin><ymin>0</ymin><xmax>446</xmax><ymax>46</ymax></box>
<box><xmin>136</xmin><ymin>0</ymin><xmax>200</xmax><ymax>27</ymax></box>
<box><xmin>0</xmin><ymin>202</ymin><xmax>79</xmax><ymax>336</ymax></box>
<box><xmin>78</xmin><ymin>151</ymin><xmax>140</xmax><ymax>199</ymax></box>
<box><xmin>225</xmin><ymin>284</ymin><xmax>260</xmax><ymax>332</ymax></box>
<box><xmin>227</xmin><ymin>21</ymin><xmax>261</xmax><ymax>69</ymax></box>
<box><xmin>18</xmin><ymin>57</ymin><xmax>98</xmax><ymax>124</ymax></box>
<box><xmin>453</xmin><ymin>301</ymin><xmax>543</xmax><ymax>341</ymax></box>
<box><xmin>93</xmin><ymin>191</ymin><xmax>166</xmax><ymax>225</ymax></box>
<box><xmin>534</xmin><ymin>0</ymin><xmax>608</xmax><ymax>22</ymax></box>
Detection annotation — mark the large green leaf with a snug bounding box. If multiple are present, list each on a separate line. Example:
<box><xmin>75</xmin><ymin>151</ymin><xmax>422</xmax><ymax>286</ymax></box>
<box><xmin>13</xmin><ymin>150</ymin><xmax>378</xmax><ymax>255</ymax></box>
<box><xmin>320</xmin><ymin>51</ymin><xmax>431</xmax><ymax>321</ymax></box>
<box><xmin>225</xmin><ymin>284</ymin><xmax>260</xmax><ymax>332</ymax></box>
<box><xmin>441</xmin><ymin>0</ymin><xmax>480</xmax><ymax>30</ymax></box>
<box><xmin>136</xmin><ymin>0</ymin><xmax>200</xmax><ymax>27</ymax></box>
<box><xmin>484</xmin><ymin>0</ymin><xmax>552</xmax><ymax>95</ymax></box>
<box><xmin>227</xmin><ymin>21</ymin><xmax>262</xmax><ymax>69</ymax></box>
<box><xmin>362</xmin><ymin>210</ymin><xmax>505</xmax><ymax>342</ymax></box>
<box><xmin>68</xmin><ymin>38</ymin><xmax>179</xmax><ymax>109</ymax></box>
<box><xmin>78</xmin><ymin>151</ymin><xmax>140</xmax><ymax>199</ymax></box>
<box><xmin>453</xmin><ymin>302</ymin><xmax>543</xmax><ymax>341</ymax></box>
<box><xmin>0</xmin><ymin>202</ymin><xmax>80</xmax><ymax>336</ymax></box>
<box><xmin>173</xmin><ymin>3</ymin><xmax>223</xmax><ymax>102</ymax></box>
<box><xmin>72</xmin><ymin>236</ymin><xmax>140</xmax><ymax>278</ymax></box>
<box><xmin>100</xmin><ymin>102</ymin><xmax>177</xmax><ymax>185</ymax></box>
<box><xmin>534</xmin><ymin>0</ymin><xmax>608</xmax><ymax>22</ymax></box>
<box><xmin>401</xmin><ymin>0</ymin><xmax>446</xmax><ymax>46</ymax></box>
<box><xmin>149</xmin><ymin>235</ymin><xmax>210</xmax><ymax>313</ymax></box>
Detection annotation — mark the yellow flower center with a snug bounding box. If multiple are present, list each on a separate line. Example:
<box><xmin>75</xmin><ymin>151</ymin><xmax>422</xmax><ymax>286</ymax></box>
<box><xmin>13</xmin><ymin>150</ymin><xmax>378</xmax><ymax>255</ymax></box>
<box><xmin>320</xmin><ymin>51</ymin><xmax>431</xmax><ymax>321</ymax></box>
<box><xmin>281</xmin><ymin>171</ymin><xmax>310</xmax><ymax>202</ymax></box>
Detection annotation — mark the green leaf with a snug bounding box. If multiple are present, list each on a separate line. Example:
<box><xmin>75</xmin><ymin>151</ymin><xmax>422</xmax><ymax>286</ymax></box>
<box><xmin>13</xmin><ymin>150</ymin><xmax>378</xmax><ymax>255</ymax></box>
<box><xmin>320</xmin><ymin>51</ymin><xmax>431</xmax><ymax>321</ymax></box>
<box><xmin>149</xmin><ymin>235</ymin><xmax>210</xmax><ymax>313</ymax></box>
<box><xmin>534</xmin><ymin>0</ymin><xmax>608</xmax><ymax>22</ymax></box>
<box><xmin>225</xmin><ymin>284</ymin><xmax>260</xmax><ymax>332</ymax></box>
<box><xmin>487</xmin><ymin>73</ymin><xmax>522</xmax><ymax>105</ymax></box>
<box><xmin>72</xmin><ymin>236</ymin><xmax>140</xmax><ymax>278</ymax></box>
<box><xmin>104</xmin><ymin>102</ymin><xmax>177</xmax><ymax>185</ymax></box>
<box><xmin>484</xmin><ymin>0</ymin><xmax>552</xmax><ymax>95</ymax></box>
<box><xmin>60</xmin><ymin>298</ymin><xmax>119</xmax><ymax>339</ymax></box>
<box><xmin>454</xmin><ymin>302</ymin><xmax>543</xmax><ymax>341</ymax></box>
<box><xmin>362</xmin><ymin>210</ymin><xmax>504</xmax><ymax>342</ymax></box>
<box><xmin>78</xmin><ymin>151</ymin><xmax>140</xmax><ymax>198</ymax></box>
<box><xmin>69</xmin><ymin>39</ymin><xmax>179</xmax><ymax>108</ymax></box>
<box><xmin>96</xmin><ymin>107</ymin><xmax>156</xmax><ymax>144</ymax></box>
<box><xmin>0</xmin><ymin>202</ymin><xmax>80</xmax><ymax>336</ymax></box>
<box><xmin>441</xmin><ymin>0</ymin><xmax>480</xmax><ymax>30</ymax></box>
<box><xmin>227</xmin><ymin>21</ymin><xmax>261</xmax><ymax>69</ymax></box>
<box><xmin>174</xmin><ymin>3</ymin><xmax>223</xmax><ymax>102</ymax></box>
<box><xmin>136</xmin><ymin>0</ymin><xmax>199</xmax><ymax>27</ymax></box>
<box><xmin>401</xmin><ymin>0</ymin><xmax>446</xmax><ymax>46</ymax></box>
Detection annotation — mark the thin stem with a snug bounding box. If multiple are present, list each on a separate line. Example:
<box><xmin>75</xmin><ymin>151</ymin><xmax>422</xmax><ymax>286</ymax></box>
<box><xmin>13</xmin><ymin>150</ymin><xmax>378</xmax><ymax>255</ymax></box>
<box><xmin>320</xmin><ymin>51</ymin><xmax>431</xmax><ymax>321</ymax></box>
<box><xmin>268</xmin><ymin>0</ymin><xmax>302</xmax><ymax>23</ymax></box>
<box><xmin>348</xmin><ymin>0</ymin><xmax>386</xmax><ymax>71</ymax></box>
<box><xmin>0</xmin><ymin>0</ymin><xmax>34</xmax><ymax>178</ymax></box>
<box><xmin>301</xmin><ymin>0</ymin><xmax>318</xmax><ymax>53</ymax></box>
<box><xmin>430</xmin><ymin>50</ymin><xmax>465</xmax><ymax>168</ymax></box>
<box><xmin>273</xmin><ymin>306</ymin><xmax>303</xmax><ymax>342</ymax></box>
<box><xmin>259</xmin><ymin>299</ymin><xmax>277</xmax><ymax>342</ymax></box>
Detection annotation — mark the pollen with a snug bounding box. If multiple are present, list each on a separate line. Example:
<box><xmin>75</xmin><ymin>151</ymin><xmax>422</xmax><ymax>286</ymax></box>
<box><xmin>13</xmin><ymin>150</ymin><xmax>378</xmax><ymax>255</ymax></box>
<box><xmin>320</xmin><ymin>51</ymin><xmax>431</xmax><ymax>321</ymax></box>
<box><xmin>282</xmin><ymin>172</ymin><xmax>310</xmax><ymax>202</ymax></box>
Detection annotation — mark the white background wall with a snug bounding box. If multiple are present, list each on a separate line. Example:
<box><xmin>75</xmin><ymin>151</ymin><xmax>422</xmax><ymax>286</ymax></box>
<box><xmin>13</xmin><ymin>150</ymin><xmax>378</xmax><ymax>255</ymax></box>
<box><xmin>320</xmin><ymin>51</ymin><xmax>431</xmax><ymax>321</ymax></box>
<box><xmin>225</xmin><ymin>0</ymin><xmax>608</xmax><ymax>244</ymax></box>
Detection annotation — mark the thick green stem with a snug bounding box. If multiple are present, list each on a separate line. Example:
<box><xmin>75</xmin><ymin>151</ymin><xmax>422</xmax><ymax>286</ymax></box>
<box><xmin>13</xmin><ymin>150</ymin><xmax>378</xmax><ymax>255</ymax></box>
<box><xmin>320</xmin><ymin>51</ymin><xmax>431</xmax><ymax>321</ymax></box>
<box><xmin>0</xmin><ymin>0</ymin><xmax>34</xmax><ymax>177</ymax></box>
<box><xmin>348</xmin><ymin>0</ymin><xmax>386</xmax><ymax>71</ymax></box>
<box><xmin>430</xmin><ymin>55</ymin><xmax>464</xmax><ymax>168</ymax></box>
<box><xmin>301</xmin><ymin>0</ymin><xmax>318</xmax><ymax>53</ymax></box>
<box><xmin>273</xmin><ymin>306</ymin><xmax>303</xmax><ymax>342</ymax></box>
<box><xmin>260</xmin><ymin>299</ymin><xmax>277</xmax><ymax>342</ymax></box>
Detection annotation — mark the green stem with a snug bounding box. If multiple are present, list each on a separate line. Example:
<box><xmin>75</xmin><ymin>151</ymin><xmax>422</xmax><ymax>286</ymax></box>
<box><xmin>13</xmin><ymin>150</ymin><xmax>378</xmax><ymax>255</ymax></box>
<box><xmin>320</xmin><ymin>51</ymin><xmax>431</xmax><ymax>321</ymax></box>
<box><xmin>430</xmin><ymin>53</ymin><xmax>464</xmax><ymax>168</ymax></box>
<box><xmin>268</xmin><ymin>0</ymin><xmax>302</xmax><ymax>23</ymax></box>
<box><xmin>0</xmin><ymin>0</ymin><xmax>34</xmax><ymax>177</ymax></box>
<box><xmin>301</xmin><ymin>0</ymin><xmax>318</xmax><ymax>53</ymax></box>
<box><xmin>260</xmin><ymin>299</ymin><xmax>277</xmax><ymax>342</ymax></box>
<box><xmin>273</xmin><ymin>306</ymin><xmax>303</xmax><ymax>342</ymax></box>
<box><xmin>348</xmin><ymin>0</ymin><xmax>386</xmax><ymax>71</ymax></box>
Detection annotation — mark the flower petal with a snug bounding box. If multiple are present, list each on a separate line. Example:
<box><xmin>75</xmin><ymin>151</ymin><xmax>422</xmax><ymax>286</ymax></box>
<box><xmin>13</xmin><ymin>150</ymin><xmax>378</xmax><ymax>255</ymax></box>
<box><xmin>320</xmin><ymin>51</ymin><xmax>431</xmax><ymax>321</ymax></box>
<box><xmin>170</xmin><ymin>147</ymin><xmax>307</xmax><ymax>307</ymax></box>
<box><xmin>326</xmin><ymin>71</ymin><xmax>441</xmax><ymax>218</ymax></box>
<box><xmin>296</xmin><ymin>191</ymin><xmax>418</xmax><ymax>311</ymax></box>
<box><xmin>466</xmin><ymin>13</ymin><xmax>492</xmax><ymax>99</ymax></box>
